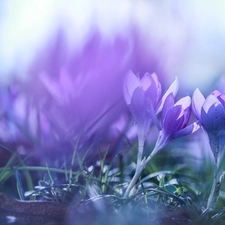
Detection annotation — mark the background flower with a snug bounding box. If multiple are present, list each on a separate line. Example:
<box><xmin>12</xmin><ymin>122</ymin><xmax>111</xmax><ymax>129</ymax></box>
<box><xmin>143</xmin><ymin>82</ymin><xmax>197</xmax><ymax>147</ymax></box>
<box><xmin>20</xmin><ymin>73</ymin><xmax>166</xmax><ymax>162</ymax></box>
<box><xmin>192</xmin><ymin>88</ymin><xmax>225</xmax><ymax>210</ymax></box>
<box><xmin>192</xmin><ymin>89</ymin><xmax>225</xmax><ymax>164</ymax></box>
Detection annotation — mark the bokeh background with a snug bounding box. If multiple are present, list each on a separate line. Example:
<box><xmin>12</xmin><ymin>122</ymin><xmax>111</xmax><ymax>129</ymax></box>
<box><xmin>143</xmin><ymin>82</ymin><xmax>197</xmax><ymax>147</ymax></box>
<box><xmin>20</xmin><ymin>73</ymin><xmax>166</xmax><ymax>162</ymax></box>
<box><xmin>0</xmin><ymin>0</ymin><xmax>225</xmax><ymax>165</ymax></box>
<box><xmin>1</xmin><ymin>0</ymin><xmax>225</xmax><ymax>89</ymax></box>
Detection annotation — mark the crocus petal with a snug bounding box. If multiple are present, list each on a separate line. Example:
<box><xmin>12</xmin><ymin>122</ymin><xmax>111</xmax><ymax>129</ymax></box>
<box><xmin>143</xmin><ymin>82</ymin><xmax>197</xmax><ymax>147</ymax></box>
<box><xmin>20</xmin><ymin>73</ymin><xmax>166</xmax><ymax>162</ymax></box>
<box><xmin>202</xmin><ymin>94</ymin><xmax>219</xmax><ymax>114</ymax></box>
<box><xmin>212</xmin><ymin>90</ymin><xmax>225</xmax><ymax>108</ymax></box>
<box><xmin>175</xmin><ymin>96</ymin><xmax>191</xmax><ymax>125</ymax></box>
<box><xmin>163</xmin><ymin>95</ymin><xmax>191</xmax><ymax>134</ymax></box>
<box><xmin>142</xmin><ymin>73</ymin><xmax>162</xmax><ymax>108</ymax></box>
<box><xmin>123</xmin><ymin>71</ymin><xmax>141</xmax><ymax>105</ymax></box>
<box><xmin>137</xmin><ymin>117</ymin><xmax>152</xmax><ymax>147</ymax></box>
<box><xmin>163</xmin><ymin>105</ymin><xmax>183</xmax><ymax>134</ymax></box>
<box><xmin>161</xmin><ymin>93</ymin><xmax>175</xmax><ymax>122</ymax></box>
<box><xmin>140</xmin><ymin>73</ymin><xmax>152</xmax><ymax>91</ymax></box>
<box><xmin>192</xmin><ymin>88</ymin><xmax>205</xmax><ymax>121</ymax></box>
<box><xmin>128</xmin><ymin>87</ymin><xmax>145</xmax><ymax>123</ymax></box>
<box><xmin>156</xmin><ymin>77</ymin><xmax>178</xmax><ymax>114</ymax></box>
<box><xmin>171</xmin><ymin>121</ymin><xmax>200</xmax><ymax>139</ymax></box>
<box><xmin>154</xmin><ymin>120</ymin><xmax>200</xmax><ymax>152</ymax></box>
<box><xmin>209</xmin><ymin>135</ymin><xmax>225</xmax><ymax>164</ymax></box>
<box><xmin>201</xmin><ymin>95</ymin><xmax>225</xmax><ymax>133</ymax></box>
<box><xmin>202</xmin><ymin>95</ymin><xmax>219</xmax><ymax>113</ymax></box>
<box><xmin>181</xmin><ymin>107</ymin><xmax>191</xmax><ymax>128</ymax></box>
<box><xmin>212</xmin><ymin>90</ymin><xmax>222</xmax><ymax>98</ymax></box>
<box><xmin>145</xmin><ymin>97</ymin><xmax>161</xmax><ymax>130</ymax></box>
<box><xmin>175</xmin><ymin>96</ymin><xmax>191</xmax><ymax>110</ymax></box>
<box><xmin>166</xmin><ymin>76</ymin><xmax>179</xmax><ymax>96</ymax></box>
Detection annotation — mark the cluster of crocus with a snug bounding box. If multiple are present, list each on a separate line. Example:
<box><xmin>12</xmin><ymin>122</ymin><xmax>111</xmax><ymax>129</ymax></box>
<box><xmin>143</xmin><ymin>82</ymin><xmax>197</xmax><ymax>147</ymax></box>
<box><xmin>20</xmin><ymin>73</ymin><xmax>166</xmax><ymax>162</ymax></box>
<box><xmin>192</xmin><ymin>89</ymin><xmax>225</xmax><ymax>210</ymax></box>
<box><xmin>123</xmin><ymin>71</ymin><xmax>199</xmax><ymax>198</ymax></box>
<box><xmin>123</xmin><ymin>71</ymin><xmax>162</xmax><ymax>167</ymax></box>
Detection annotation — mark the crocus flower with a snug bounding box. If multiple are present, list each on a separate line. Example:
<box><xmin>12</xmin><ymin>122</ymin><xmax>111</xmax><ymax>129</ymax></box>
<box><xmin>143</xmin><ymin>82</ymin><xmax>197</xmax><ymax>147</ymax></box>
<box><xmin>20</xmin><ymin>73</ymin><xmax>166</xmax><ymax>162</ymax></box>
<box><xmin>192</xmin><ymin>89</ymin><xmax>225</xmax><ymax>164</ymax></box>
<box><xmin>123</xmin><ymin>71</ymin><xmax>162</xmax><ymax>126</ymax></box>
<box><xmin>123</xmin><ymin>71</ymin><xmax>162</xmax><ymax>164</ymax></box>
<box><xmin>123</xmin><ymin>71</ymin><xmax>179</xmax><ymax>163</ymax></box>
<box><xmin>126</xmin><ymin>92</ymin><xmax>200</xmax><ymax>199</ymax></box>
<box><xmin>152</xmin><ymin>93</ymin><xmax>199</xmax><ymax>154</ymax></box>
<box><xmin>192</xmin><ymin>88</ymin><xmax>225</xmax><ymax>210</ymax></box>
<box><xmin>123</xmin><ymin>71</ymin><xmax>179</xmax><ymax>198</ymax></box>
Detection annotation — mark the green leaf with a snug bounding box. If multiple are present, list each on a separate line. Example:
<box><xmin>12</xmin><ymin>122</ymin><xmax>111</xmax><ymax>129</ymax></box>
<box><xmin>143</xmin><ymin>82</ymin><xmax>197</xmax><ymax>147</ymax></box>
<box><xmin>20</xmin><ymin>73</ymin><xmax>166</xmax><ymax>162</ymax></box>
<box><xmin>175</xmin><ymin>187</ymin><xmax>183</xmax><ymax>196</ymax></box>
<box><xmin>164</xmin><ymin>184</ymin><xmax>177</xmax><ymax>194</ymax></box>
<box><xmin>159</xmin><ymin>176</ymin><xmax>165</xmax><ymax>188</ymax></box>
<box><xmin>15</xmin><ymin>170</ymin><xmax>25</xmax><ymax>200</ymax></box>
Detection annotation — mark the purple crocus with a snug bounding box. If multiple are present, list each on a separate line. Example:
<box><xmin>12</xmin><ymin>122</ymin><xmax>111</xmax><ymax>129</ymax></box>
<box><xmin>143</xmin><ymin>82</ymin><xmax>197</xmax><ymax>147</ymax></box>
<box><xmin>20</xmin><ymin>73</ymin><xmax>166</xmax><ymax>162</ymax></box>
<box><xmin>123</xmin><ymin>71</ymin><xmax>162</xmax><ymax>164</ymax></box>
<box><xmin>123</xmin><ymin>71</ymin><xmax>180</xmax><ymax>164</ymax></box>
<box><xmin>153</xmin><ymin>93</ymin><xmax>199</xmax><ymax>153</ymax></box>
<box><xmin>192</xmin><ymin>89</ymin><xmax>225</xmax><ymax>163</ymax></box>
<box><xmin>192</xmin><ymin>88</ymin><xmax>225</xmax><ymax>210</ymax></box>
<box><xmin>123</xmin><ymin>71</ymin><xmax>180</xmax><ymax>197</ymax></box>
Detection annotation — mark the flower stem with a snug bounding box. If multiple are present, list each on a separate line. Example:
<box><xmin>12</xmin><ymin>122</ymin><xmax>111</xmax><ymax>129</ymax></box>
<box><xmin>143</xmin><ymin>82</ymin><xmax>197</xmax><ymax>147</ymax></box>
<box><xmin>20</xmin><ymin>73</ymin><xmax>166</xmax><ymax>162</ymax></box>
<box><xmin>123</xmin><ymin>162</ymin><xmax>145</xmax><ymax>198</ymax></box>
<box><xmin>123</xmin><ymin>148</ymin><xmax>157</xmax><ymax>199</ymax></box>
<box><xmin>137</xmin><ymin>139</ymin><xmax>144</xmax><ymax>167</ymax></box>
<box><xmin>123</xmin><ymin>137</ymin><xmax>145</xmax><ymax>199</ymax></box>
<box><xmin>123</xmin><ymin>131</ymin><xmax>164</xmax><ymax>199</ymax></box>
<box><xmin>207</xmin><ymin>166</ymin><xmax>224</xmax><ymax>210</ymax></box>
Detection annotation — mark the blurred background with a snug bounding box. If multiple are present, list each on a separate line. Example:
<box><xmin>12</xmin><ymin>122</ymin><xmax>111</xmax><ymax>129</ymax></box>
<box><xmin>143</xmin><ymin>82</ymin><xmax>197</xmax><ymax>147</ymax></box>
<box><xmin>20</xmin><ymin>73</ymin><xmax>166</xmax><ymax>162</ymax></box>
<box><xmin>0</xmin><ymin>0</ymin><xmax>225</xmax><ymax>164</ymax></box>
<box><xmin>1</xmin><ymin>0</ymin><xmax>225</xmax><ymax>90</ymax></box>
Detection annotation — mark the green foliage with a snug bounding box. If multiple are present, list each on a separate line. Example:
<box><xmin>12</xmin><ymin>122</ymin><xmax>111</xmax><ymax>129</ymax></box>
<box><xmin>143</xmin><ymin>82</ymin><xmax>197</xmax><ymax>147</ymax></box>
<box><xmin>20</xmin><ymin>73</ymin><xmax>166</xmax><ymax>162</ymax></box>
<box><xmin>0</xmin><ymin>139</ymin><xmax>225</xmax><ymax>225</ymax></box>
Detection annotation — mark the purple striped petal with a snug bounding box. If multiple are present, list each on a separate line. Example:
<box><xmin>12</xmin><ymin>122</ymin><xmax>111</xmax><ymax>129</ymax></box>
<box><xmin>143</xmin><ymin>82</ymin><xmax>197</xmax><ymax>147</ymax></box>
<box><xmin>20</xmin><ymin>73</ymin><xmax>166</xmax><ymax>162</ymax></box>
<box><xmin>171</xmin><ymin>121</ymin><xmax>200</xmax><ymax>140</ymax></box>
<box><xmin>140</xmin><ymin>73</ymin><xmax>152</xmax><ymax>91</ymax></box>
<box><xmin>192</xmin><ymin>88</ymin><xmax>205</xmax><ymax>121</ymax></box>
<box><xmin>128</xmin><ymin>87</ymin><xmax>145</xmax><ymax>123</ymax></box>
<box><xmin>161</xmin><ymin>93</ymin><xmax>174</xmax><ymax>122</ymax></box>
<box><xmin>123</xmin><ymin>71</ymin><xmax>141</xmax><ymax>105</ymax></box>
<box><xmin>201</xmin><ymin>94</ymin><xmax>225</xmax><ymax>132</ymax></box>
<box><xmin>175</xmin><ymin>96</ymin><xmax>191</xmax><ymax>127</ymax></box>
<box><xmin>145</xmin><ymin>97</ymin><xmax>161</xmax><ymax>130</ymax></box>
<box><xmin>163</xmin><ymin>105</ymin><xmax>183</xmax><ymax>134</ymax></box>
<box><xmin>212</xmin><ymin>90</ymin><xmax>225</xmax><ymax>108</ymax></box>
<box><xmin>143</xmin><ymin>73</ymin><xmax>162</xmax><ymax>108</ymax></box>
<box><xmin>156</xmin><ymin>77</ymin><xmax>178</xmax><ymax>114</ymax></box>
<box><xmin>162</xmin><ymin>96</ymin><xmax>191</xmax><ymax>134</ymax></box>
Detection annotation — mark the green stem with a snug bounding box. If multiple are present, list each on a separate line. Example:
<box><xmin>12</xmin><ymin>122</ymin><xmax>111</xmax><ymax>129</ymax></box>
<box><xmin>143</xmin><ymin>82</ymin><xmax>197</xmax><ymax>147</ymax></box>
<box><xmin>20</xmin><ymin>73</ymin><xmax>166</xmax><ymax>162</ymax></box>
<box><xmin>207</xmin><ymin>166</ymin><xmax>224</xmax><ymax>210</ymax></box>
<box><xmin>123</xmin><ymin>161</ymin><xmax>145</xmax><ymax>198</ymax></box>
<box><xmin>123</xmin><ymin>148</ymin><xmax>157</xmax><ymax>199</ymax></box>
<box><xmin>137</xmin><ymin>138</ymin><xmax>144</xmax><ymax>167</ymax></box>
<box><xmin>123</xmin><ymin>130</ymin><xmax>167</xmax><ymax>198</ymax></box>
